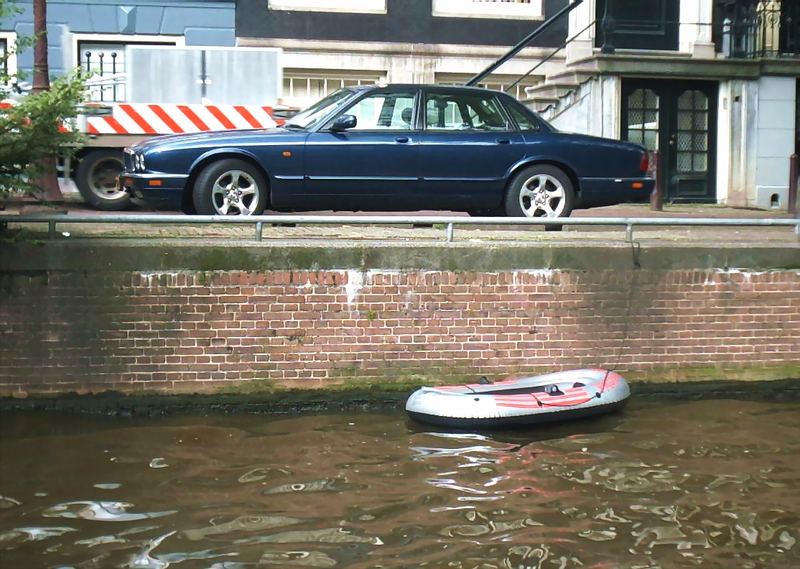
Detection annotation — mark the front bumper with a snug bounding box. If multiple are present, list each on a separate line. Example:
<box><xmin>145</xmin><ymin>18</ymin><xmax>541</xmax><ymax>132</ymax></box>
<box><xmin>119</xmin><ymin>171</ymin><xmax>188</xmax><ymax>210</ymax></box>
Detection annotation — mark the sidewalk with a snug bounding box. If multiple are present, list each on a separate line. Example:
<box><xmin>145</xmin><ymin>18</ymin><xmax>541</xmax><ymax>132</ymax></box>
<box><xmin>2</xmin><ymin>190</ymin><xmax>798</xmax><ymax>246</ymax></box>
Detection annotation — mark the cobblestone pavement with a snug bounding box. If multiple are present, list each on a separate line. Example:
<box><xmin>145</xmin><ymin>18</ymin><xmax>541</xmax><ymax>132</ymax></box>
<box><xmin>2</xmin><ymin>192</ymin><xmax>798</xmax><ymax>246</ymax></box>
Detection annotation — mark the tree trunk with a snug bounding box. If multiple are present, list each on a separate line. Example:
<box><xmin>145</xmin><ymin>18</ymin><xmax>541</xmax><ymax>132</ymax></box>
<box><xmin>32</xmin><ymin>0</ymin><xmax>63</xmax><ymax>202</ymax></box>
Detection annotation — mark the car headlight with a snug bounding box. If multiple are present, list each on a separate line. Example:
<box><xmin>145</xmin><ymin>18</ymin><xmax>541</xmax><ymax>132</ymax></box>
<box><xmin>135</xmin><ymin>153</ymin><xmax>146</xmax><ymax>171</ymax></box>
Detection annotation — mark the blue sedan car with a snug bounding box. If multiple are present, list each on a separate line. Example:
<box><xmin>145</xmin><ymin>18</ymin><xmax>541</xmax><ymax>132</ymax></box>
<box><xmin>121</xmin><ymin>84</ymin><xmax>652</xmax><ymax>219</ymax></box>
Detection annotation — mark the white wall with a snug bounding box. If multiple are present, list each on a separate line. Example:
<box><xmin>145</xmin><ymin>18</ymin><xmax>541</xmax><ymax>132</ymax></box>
<box><xmin>679</xmin><ymin>0</ymin><xmax>715</xmax><ymax>57</ymax></box>
<box><xmin>549</xmin><ymin>75</ymin><xmax>620</xmax><ymax>139</ymax></box>
<box><xmin>753</xmin><ymin>76</ymin><xmax>796</xmax><ymax>209</ymax></box>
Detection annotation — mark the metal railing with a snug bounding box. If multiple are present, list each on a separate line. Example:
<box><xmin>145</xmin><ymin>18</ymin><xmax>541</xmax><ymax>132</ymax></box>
<box><xmin>466</xmin><ymin>0</ymin><xmax>583</xmax><ymax>86</ymax></box>
<box><xmin>2</xmin><ymin>214</ymin><xmax>798</xmax><ymax>243</ymax></box>
<box><xmin>81</xmin><ymin>47</ymin><xmax>126</xmax><ymax>102</ymax></box>
<box><xmin>717</xmin><ymin>0</ymin><xmax>799</xmax><ymax>58</ymax></box>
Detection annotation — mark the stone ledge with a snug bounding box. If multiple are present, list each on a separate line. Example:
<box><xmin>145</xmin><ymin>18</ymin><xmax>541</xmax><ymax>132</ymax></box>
<box><xmin>1</xmin><ymin>241</ymin><xmax>798</xmax><ymax>273</ymax></box>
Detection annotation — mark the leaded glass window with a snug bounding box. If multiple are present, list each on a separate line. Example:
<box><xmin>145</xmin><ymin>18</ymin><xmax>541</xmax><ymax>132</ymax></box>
<box><xmin>676</xmin><ymin>90</ymin><xmax>709</xmax><ymax>173</ymax></box>
<box><xmin>626</xmin><ymin>89</ymin><xmax>659</xmax><ymax>152</ymax></box>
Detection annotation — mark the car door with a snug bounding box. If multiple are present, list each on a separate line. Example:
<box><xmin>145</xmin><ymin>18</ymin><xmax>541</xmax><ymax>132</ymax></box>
<box><xmin>303</xmin><ymin>88</ymin><xmax>420</xmax><ymax>210</ymax></box>
<box><xmin>418</xmin><ymin>88</ymin><xmax>525</xmax><ymax>210</ymax></box>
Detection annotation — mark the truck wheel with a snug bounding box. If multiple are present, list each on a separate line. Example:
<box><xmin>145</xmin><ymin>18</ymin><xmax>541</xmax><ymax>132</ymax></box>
<box><xmin>75</xmin><ymin>150</ymin><xmax>131</xmax><ymax>211</ymax></box>
<box><xmin>504</xmin><ymin>164</ymin><xmax>574</xmax><ymax>231</ymax></box>
<box><xmin>193</xmin><ymin>159</ymin><xmax>267</xmax><ymax>216</ymax></box>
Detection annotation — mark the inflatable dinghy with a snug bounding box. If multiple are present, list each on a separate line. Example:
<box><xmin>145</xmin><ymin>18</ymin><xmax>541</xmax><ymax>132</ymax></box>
<box><xmin>406</xmin><ymin>369</ymin><xmax>630</xmax><ymax>428</ymax></box>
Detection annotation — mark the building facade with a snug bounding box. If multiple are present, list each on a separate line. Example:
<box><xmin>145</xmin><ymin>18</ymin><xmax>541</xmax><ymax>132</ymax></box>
<box><xmin>1</xmin><ymin>0</ymin><xmax>235</xmax><ymax>101</ymax></box>
<box><xmin>236</xmin><ymin>0</ymin><xmax>571</xmax><ymax>108</ymax></box>
<box><xmin>539</xmin><ymin>0</ymin><xmax>799</xmax><ymax>208</ymax></box>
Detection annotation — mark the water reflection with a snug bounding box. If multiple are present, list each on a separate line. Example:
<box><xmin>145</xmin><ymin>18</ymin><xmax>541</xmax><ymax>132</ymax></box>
<box><xmin>183</xmin><ymin>515</ymin><xmax>304</xmax><ymax>541</ymax></box>
<box><xmin>0</xmin><ymin>400</ymin><xmax>797</xmax><ymax>567</ymax></box>
<box><xmin>42</xmin><ymin>501</ymin><xmax>176</xmax><ymax>522</ymax></box>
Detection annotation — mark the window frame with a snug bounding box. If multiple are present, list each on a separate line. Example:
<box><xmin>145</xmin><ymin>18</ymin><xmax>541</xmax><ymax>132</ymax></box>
<box><xmin>74</xmin><ymin>33</ymin><xmax>183</xmax><ymax>102</ymax></box>
<box><xmin>434</xmin><ymin>72</ymin><xmax>543</xmax><ymax>103</ymax></box>
<box><xmin>421</xmin><ymin>87</ymin><xmax>515</xmax><ymax>133</ymax></box>
<box><xmin>72</xmin><ymin>32</ymin><xmax>184</xmax><ymax>67</ymax></box>
<box><xmin>319</xmin><ymin>87</ymin><xmax>422</xmax><ymax>133</ymax></box>
<box><xmin>282</xmin><ymin>69</ymin><xmax>385</xmax><ymax>108</ymax></box>
<box><xmin>432</xmin><ymin>0</ymin><xmax>544</xmax><ymax>21</ymax></box>
<box><xmin>0</xmin><ymin>31</ymin><xmax>17</xmax><ymax>78</ymax></box>
<box><xmin>267</xmin><ymin>0</ymin><xmax>387</xmax><ymax>15</ymax></box>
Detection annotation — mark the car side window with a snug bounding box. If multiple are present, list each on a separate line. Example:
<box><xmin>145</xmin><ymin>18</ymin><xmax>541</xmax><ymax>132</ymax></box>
<box><xmin>425</xmin><ymin>92</ymin><xmax>509</xmax><ymax>131</ymax></box>
<box><xmin>506</xmin><ymin>103</ymin><xmax>540</xmax><ymax>131</ymax></box>
<box><xmin>341</xmin><ymin>92</ymin><xmax>416</xmax><ymax>130</ymax></box>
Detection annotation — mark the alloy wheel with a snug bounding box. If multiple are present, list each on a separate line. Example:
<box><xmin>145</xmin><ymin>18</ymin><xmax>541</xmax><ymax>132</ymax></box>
<box><xmin>211</xmin><ymin>170</ymin><xmax>260</xmax><ymax>215</ymax></box>
<box><xmin>518</xmin><ymin>174</ymin><xmax>567</xmax><ymax>218</ymax></box>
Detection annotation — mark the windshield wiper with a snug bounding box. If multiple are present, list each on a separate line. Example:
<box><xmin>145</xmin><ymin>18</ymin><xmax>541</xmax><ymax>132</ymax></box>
<box><xmin>283</xmin><ymin>123</ymin><xmax>307</xmax><ymax>130</ymax></box>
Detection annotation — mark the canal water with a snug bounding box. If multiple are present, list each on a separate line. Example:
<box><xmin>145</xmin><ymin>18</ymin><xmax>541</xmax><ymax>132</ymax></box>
<box><xmin>1</xmin><ymin>399</ymin><xmax>798</xmax><ymax>568</ymax></box>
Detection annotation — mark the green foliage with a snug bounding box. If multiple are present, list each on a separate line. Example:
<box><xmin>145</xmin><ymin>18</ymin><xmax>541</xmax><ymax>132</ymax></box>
<box><xmin>1</xmin><ymin>0</ymin><xmax>86</xmax><ymax>197</ymax></box>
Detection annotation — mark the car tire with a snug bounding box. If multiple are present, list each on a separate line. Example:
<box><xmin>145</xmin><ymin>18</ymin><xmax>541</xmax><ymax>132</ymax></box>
<box><xmin>75</xmin><ymin>150</ymin><xmax>131</xmax><ymax>211</ymax></box>
<box><xmin>504</xmin><ymin>164</ymin><xmax>574</xmax><ymax>231</ymax></box>
<box><xmin>193</xmin><ymin>159</ymin><xmax>268</xmax><ymax>216</ymax></box>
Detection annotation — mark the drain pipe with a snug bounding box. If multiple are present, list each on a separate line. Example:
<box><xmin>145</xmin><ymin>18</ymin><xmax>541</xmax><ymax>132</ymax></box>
<box><xmin>789</xmin><ymin>154</ymin><xmax>798</xmax><ymax>215</ymax></box>
<box><xmin>466</xmin><ymin>0</ymin><xmax>584</xmax><ymax>87</ymax></box>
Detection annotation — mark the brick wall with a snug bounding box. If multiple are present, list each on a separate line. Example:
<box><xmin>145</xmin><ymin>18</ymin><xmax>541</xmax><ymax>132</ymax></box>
<box><xmin>1</xmin><ymin>268</ymin><xmax>798</xmax><ymax>396</ymax></box>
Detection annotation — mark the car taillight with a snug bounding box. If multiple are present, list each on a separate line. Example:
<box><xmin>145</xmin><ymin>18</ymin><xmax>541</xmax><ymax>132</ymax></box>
<box><xmin>639</xmin><ymin>151</ymin><xmax>650</xmax><ymax>174</ymax></box>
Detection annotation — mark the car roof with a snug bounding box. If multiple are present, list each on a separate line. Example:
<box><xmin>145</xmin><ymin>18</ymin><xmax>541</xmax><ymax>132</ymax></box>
<box><xmin>353</xmin><ymin>83</ymin><xmax>509</xmax><ymax>97</ymax></box>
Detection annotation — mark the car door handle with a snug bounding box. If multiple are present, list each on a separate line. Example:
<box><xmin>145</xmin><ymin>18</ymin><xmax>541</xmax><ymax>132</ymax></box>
<box><xmin>496</xmin><ymin>138</ymin><xmax>511</xmax><ymax>145</ymax></box>
<box><xmin>395</xmin><ymin>136</ymin><xmax>410</xmax><ymax>143</ymax></box>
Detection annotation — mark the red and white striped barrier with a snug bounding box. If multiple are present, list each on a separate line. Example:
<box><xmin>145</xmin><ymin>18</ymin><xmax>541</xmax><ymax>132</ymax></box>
<box><xmin>86</xmin><ymin>103</ymin><xmax>283</xmax><ymax>135</ymax></box>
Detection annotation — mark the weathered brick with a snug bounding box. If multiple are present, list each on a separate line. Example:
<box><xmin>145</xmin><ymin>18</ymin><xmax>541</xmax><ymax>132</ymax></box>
<box><xmin>1</xmin><ymin>268</ymin><xmax>798</xmax><ymax>394</ymax></box>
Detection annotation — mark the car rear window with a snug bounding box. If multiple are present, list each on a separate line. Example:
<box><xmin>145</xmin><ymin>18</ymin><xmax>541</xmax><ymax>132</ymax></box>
<box><xmin>506</xmin><ymin>102</ymin><xmax>540</xmax><ymax>131</ymax></box>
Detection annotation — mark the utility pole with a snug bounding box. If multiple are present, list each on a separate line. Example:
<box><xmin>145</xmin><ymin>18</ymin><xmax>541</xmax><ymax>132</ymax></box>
<box><xmin>32</xmin><ymin>0</ymin><xmax>63</xmax><ymax>202</ymax></box>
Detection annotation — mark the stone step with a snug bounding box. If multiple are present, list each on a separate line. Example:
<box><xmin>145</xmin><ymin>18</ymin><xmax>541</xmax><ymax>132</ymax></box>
<box><xmin>545</xmin><ymin>68</ymin><xmax>597</xmax><ymax>85</ymax></box>
<box><xmin>521</xmin><ymin>95</ymin><xmax>559</xmax><ymax>114</ymax></box>
<box><xmin>519</xmin><ymin>66</ymin><xmax>599</xmax><ymax>115</ymax></box>
<box><xmin>524</xmin><ymin>81</ymin><xmax>579</xmax><ymax>99</ymax></box>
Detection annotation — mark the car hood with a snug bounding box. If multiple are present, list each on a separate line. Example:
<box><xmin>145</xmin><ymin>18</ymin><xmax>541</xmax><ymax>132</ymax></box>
<box><xmin>134</xmin><ymin>127</ymin><xmax>305</xmax><ymax>154</ymax></box>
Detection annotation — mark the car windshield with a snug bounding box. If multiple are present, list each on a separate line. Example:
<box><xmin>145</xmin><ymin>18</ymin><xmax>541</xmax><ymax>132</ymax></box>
<box><xmin>284</xmin><ymin>88</ymin><xmax>356</xmax><ymax>130</ymax></box>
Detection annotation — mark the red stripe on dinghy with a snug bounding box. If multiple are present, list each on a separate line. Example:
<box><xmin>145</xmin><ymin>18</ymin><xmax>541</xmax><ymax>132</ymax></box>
<box><xmin>493</xmin><ymin>389</ymin><xmax>594</xmax><ymax>408</ymax></box>
<box><xmin>493</xmin><ymin>388</ymin><xmax>590</xmax><ymax>401</ymax></box>
<box><xmin>495</xmin><ymin>394</ymin><xmax>593</xmax><ymax>403</ymax></box>
<box><xmin>495</xmin><ymin>397</ymin><xmax>594</xmax><ymax>409</ymax></box>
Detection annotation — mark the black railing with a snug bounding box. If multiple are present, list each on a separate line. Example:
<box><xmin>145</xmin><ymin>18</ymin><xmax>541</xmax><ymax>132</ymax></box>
<box><xmin>82</xmin><ymin>47</ymin><xmax>124</xmax><ymax>102</ymax></box>
<box><xmin>466</xmin><ymin>0</ymin><xmax>583</xmax><ymax>86</ymax></box>
<box><xmin>716</xmin><ymin>0</ymin><xmax>800</xmax><ymax>58</ymax></box>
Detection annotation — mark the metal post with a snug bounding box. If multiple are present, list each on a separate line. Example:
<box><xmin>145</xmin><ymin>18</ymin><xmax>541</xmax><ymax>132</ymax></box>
<box><xmin>625</xmin><ymin>223</ymin><xmax>633</xmax><ymax>242</ymax></box>
<box><xmin>111</xmin><ymin>52</ymin><xmax>118</xmax><ymax>101</ymax></box>
<box><xmin>788</xmin><ymin>154</ymin><xmax>798</xmax><ymax>215</ymax></box>
<box><xmin>445</xmin><ymin>223</ymin><xmax>454</xmax><ymax>243</ymax></box>
<box><xmin>48</xmin><ymin>220</ymin><xmax>56</xmax><ymax>240</ymax></box>
<box><xmin>255</xmin><ymin>221</ymin><xmax>263</xmax><ymax>241</ymax></box>
<box><xmin>650</xmin><ymin>149</ymin><xmax>663</xmax><ymax>211</ymax></box>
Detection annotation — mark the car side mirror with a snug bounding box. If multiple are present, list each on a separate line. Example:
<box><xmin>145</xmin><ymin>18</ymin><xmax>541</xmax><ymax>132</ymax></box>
<box><xmin>330</xmin><ymin>114</ymin><xmax>357</xmax><ymax>132</ymax></box>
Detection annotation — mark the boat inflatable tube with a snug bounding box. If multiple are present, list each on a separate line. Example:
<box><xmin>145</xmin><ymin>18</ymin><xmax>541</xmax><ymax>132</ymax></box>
<box><xmin>406</xmin><ymin>368</ymin><xmax>630</xmax><ymax>428</ymax></box>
